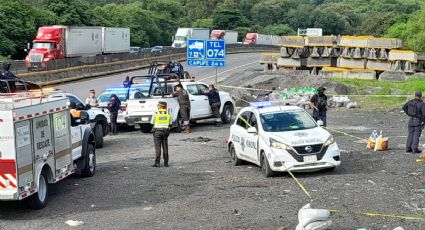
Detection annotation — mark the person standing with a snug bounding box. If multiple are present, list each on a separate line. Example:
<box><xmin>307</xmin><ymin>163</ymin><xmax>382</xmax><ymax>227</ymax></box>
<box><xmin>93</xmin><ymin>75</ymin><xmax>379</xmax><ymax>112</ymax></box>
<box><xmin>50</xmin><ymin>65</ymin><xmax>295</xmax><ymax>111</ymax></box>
<box><xmin>151</xmin><ymin>101</ymin><xmax>171</xmax><ymax>167</ymax></box>
<box><xmin>108</xmin><ymin>94</ymin><xmax>121</xmax><ymax>135</ymax></box>
<box><xmin>172</xmin><ymin>84</ymin><xmax>191</xmax><ymax>133</ymax></box>
<box><xmin>309</xmin><ymin>86</ymin><xmax>328</xmax><ymax>126</ymax></box>
<box><xmin>402</xmin><ymin>91</ymin><xmax>425</xmax><ymax>154</ymax></box>
<box><xmin>203</xmin><ymin>84</ymin><xmax>222</xmax><ymax>127</ymax></box>
<box><xmin>1</xmin><ymin>62</ymin><xmax>18</xmax><ymax>92</ymax></box>
<box><xmin>85</xmin><ymin>89</ymin><xmax>99</xmax><ymax>107</ymax></box>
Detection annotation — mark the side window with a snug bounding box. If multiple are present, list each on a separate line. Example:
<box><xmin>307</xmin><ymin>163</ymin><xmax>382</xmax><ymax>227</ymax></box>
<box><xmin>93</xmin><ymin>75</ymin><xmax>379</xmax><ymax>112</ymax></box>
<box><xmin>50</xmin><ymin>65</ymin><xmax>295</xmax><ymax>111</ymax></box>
<box><xmin>68</xmin><ymin>96</ymin><xmax>84</xmax><ymax>107</ymax></box>
<box><xmin>236</xmin><ymin>112</ymin><xmax>251</xmax><ymax>129</ymax></box>
<box><xmin>197</xmin><ymin>84</ymin><xmax>208</xmax><ymax>94</ymax></box>
<box><xmin>186</xmin><ymin>85</ymin><xmax>199</xmax><ymax>95</ymax></box>
<box><xmin>249</xmin><ymin>113</ymin><xmax>258</xmax><ymax>128</ymax></box>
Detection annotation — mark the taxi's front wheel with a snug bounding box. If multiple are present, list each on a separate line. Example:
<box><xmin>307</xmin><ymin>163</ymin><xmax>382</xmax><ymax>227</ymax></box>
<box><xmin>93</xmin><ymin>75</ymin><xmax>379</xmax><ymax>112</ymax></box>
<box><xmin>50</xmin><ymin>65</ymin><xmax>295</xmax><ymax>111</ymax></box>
<box><xmin>261</xmin><ymin>153</ymin><xmax>274</xmax><ymax>177</ymax></box>
<box><xmin>230</xmin><ymin>144</ymin><xmax>242</xmax><ymax>166</ymax></box>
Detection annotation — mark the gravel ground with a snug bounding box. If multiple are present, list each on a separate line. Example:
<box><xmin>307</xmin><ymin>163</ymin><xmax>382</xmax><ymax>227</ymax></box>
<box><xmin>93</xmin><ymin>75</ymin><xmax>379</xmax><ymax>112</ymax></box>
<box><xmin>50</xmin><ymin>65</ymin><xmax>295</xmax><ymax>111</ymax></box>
<box><xmin>0</xmin><ymin>109</ymin><xmax>424</xmax><ymax>230</ymax></box>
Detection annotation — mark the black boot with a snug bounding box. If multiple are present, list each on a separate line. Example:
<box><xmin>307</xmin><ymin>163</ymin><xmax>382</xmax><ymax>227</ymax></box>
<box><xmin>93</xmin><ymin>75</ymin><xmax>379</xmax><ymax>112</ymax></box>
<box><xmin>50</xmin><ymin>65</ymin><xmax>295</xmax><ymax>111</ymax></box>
<box><xmin>151</xmin><ymin>163</ymin><xmax>160</xmax><ymax>167</ymax></box>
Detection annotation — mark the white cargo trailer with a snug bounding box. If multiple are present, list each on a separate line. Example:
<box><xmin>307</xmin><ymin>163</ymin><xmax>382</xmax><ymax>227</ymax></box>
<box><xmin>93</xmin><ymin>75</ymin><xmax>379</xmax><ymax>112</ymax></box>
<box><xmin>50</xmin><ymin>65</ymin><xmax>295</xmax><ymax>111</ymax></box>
<box><xmin>172</xmin><ymin>28</ymin><xmax>210</xmax><ymax>48</ymax></box>
<box><xmin>102</xmin><ymin>27</ymin><xmax>130</xmax><ymax>53</ymax></box>
<box><xmin>64</xmin><ymin>26</ymin><xmax>103</xmax><ymax>57</ymax></box>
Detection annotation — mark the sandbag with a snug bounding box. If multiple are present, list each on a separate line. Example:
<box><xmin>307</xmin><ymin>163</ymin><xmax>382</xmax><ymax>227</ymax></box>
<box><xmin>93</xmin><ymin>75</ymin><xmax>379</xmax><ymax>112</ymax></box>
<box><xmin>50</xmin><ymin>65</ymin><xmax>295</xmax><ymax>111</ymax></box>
<box><xmin>296</xmin><ymin>220</ymin><xmax>333</xmax><ymax>230</ymax></box>
<box><xmin>297</xmin><ymin>204</ymin><xmax>331</xmax><ymax>229</ymax></box>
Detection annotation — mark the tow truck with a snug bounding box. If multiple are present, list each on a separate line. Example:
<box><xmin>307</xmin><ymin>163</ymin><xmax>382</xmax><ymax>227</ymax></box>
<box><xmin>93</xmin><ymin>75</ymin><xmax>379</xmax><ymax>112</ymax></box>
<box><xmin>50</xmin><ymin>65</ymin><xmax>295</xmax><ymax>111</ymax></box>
<box><xmin>0</xmin><ymin>83</ymin><xmax>96</xmax><ymax>209</ymax></box>
<box><xmin>125</xmin><ymin>74</ymin><xmax>235</xmax><ymax>133</ymax></box>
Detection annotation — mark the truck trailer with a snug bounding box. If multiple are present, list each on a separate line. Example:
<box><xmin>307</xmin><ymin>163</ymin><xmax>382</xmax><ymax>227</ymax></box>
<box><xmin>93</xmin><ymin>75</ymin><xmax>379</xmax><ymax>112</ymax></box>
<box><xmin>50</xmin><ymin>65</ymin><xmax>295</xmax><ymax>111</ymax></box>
<box><xmin>171</xmin><ymin>28</ymin><xmax>209</xmax><ymax>48</ymax></box>
<box><xmin>243</xmin><ymin>33</ymin><xmax>282</xmax><ymax>46</ymax></box>
<box><xmin>210</xmin><ymin>30</ymin><xmax>238</xmax><ymax>44</ymax></box>
<box><xmin>25</xmin><ymin>26</ymin><xmax>130</xmax><ymax>69</ymax></box>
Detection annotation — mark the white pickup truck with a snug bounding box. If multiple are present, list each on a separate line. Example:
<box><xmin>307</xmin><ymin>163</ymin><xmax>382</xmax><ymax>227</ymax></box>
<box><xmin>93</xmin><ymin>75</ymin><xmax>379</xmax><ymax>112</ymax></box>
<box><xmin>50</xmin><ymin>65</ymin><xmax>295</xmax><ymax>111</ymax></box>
<box><xmin>125</xmin><ymin>76</ymin><xmax>235</xmax><ymax>133</ymax></box>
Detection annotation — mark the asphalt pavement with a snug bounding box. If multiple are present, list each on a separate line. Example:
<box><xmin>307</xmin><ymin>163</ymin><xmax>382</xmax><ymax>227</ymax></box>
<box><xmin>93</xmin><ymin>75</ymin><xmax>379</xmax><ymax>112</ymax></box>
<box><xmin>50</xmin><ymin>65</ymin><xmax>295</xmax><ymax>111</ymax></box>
<box><xmin>0</xmin><ymin>109</ymin><xmax>425</xmax><ymax>229</ymax></box>
<box><xmin>57</xmin><ymin>53</ymin><xmax>262</xmax><ymax>99</ymax></box>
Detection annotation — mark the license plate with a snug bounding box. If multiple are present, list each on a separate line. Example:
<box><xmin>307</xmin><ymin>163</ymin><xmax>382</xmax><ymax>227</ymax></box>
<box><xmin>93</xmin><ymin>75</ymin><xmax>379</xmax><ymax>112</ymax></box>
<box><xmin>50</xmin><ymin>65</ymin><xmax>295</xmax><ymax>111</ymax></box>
<box><xmin>141</xmin><ymin>117</ymin><xmax>149</xmax><ymax>122</ymax></box>
<box><xmin>303</xmin><ymin>155</ymin><xmax>317</xmax><ymax>163</ymax></box>
<box><xmin>140</xmin><ymin>105</ymin><xmax>145</xmax><ymax>109</ymax></box>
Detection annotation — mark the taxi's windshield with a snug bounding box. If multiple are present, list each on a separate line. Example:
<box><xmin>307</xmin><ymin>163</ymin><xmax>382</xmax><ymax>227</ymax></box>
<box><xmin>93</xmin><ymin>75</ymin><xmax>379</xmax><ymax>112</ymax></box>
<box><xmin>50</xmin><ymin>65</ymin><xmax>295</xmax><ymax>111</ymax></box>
<box><xmin>260</xmin><ymin>110</ymin><xmax>317</xmax><ymax>132</ymax></box>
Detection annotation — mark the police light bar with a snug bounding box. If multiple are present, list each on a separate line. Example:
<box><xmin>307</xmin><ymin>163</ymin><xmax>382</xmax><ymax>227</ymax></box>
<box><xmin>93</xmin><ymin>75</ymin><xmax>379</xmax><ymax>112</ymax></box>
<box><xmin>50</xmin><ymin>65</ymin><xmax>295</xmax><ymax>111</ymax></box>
<box><xmin>249</xmin><ymin>101</ymin><xmax>272</xmax><ymax>108</ymax></box>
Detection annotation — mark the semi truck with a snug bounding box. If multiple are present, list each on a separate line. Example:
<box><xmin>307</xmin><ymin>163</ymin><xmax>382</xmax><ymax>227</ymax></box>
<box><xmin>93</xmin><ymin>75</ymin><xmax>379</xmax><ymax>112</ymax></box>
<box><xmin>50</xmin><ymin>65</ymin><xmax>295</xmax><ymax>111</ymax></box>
<box><xmin>243</xmin><ymin>33</ymin><xmax>282</xmax><ymax>46</ymax></box>
<box><xmin>25</xmin><ymin>26</ymin><xmax>130</xmax><ymax>69</ymax></box>
<box><xmin>171</xmin><ymin>28</ymin><xmax>209</xmax><ymax>48</ymax></box>
<box><xmin>210</xmin><ymin>30</ymin><xmax>238</xmax><ymax>44</ymax></box>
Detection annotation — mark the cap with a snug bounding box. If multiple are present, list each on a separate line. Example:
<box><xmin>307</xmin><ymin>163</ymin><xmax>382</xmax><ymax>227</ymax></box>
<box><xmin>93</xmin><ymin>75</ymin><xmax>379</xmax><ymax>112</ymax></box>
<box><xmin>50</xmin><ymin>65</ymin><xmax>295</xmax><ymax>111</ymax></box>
<box><xmin>415</xmin><ymin>91</ymin><xmax>422</xmax><ymax>97</ymax></box>
<box><xmin>157</xmin><ymin>101</ymin><xmax>167</xmax><ymax>107</ymax></box>
<box><xmin>90</xmin><ymin>89</ymin><xmax>95</xmax><ymax>92</ymax></box>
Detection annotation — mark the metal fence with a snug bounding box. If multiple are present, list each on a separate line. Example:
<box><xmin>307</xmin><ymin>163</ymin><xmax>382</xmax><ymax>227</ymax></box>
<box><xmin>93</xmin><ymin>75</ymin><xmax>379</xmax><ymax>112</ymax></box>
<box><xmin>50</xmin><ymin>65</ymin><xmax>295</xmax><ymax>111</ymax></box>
<box><xmin>2</xmin><ymin>44</ymin><xmax>279</xmax><ymax>74</ymax></box>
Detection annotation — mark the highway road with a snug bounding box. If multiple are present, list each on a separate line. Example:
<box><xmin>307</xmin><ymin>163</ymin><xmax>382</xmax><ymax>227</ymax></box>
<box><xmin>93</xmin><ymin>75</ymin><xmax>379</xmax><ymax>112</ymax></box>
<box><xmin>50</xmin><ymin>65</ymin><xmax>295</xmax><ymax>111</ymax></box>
<box><xmin>57</xmin><ymin>53</ymin><xmax>262</xmax><ymax>99</ymax></box>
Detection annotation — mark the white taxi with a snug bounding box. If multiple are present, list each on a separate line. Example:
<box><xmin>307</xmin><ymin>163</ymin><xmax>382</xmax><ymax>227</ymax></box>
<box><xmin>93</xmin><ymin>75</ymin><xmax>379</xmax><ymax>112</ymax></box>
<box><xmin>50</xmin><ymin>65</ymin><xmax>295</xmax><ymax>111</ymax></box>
<box><xmin>228</xmin><ymin>102</ymin><xmax>340</xmax><ymax>177</ymax></box>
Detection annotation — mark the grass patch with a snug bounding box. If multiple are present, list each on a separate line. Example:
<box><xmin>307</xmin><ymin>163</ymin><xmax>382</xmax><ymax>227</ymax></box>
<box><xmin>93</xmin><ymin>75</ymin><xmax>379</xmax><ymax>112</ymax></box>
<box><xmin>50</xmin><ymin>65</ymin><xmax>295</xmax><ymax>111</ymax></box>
<box><xmin>332</xmin><ymin>78</ymin><xmax>425</xmax><ymax>111</ymax></box>
<box><xmin>333</xmin><ymin>77</ymin><xmax>425</xmax><ymax>95</ymax></box>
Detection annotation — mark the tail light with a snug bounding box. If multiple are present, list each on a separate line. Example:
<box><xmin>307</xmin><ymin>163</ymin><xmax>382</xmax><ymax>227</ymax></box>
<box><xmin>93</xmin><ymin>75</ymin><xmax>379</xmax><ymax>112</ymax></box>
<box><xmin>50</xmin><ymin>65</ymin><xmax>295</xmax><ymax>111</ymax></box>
<box><xmin>0</xmin><ymin>159</ymin><xmax>16</xmax><ymax>174</ymax></box>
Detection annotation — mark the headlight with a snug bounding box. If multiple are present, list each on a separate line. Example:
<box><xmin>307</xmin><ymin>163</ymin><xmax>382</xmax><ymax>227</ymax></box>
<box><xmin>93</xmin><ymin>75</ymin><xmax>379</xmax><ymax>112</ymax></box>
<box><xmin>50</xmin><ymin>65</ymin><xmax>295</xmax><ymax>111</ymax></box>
<box><xmin>270</xmin><ymin>138</ymin><xmax>291</xmax><ymax>150</ymax></box>
<box><xmin>324</xmin><ymin>136</ymin><xmax>335</xmax><ymax>146</ymax></box>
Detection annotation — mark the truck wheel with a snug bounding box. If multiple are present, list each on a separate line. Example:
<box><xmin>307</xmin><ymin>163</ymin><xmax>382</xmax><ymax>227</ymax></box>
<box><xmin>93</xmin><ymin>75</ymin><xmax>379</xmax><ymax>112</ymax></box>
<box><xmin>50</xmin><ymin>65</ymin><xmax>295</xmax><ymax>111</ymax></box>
<box><xmin>28</xmin><ymin>172</ymin><xmax>48</xmax><ymax>209</ymax></box>
<box><xmin>261</xmin><ymin>153</ymin><xmax>274</xmax><ymax>178</ymax></box>
<box><xmin>140</xmin><ymin>124</ymin><xmax>153</xmax><ymax>133</ymax></box>
<box><xmin>94</xmin><ymin>124</ymin><xmax>104</xmax><ymax>149</ymax></box>
<box><xmin>230</xmin><ymin>144</ymin><xmax>242</xmax><ymax>166</ymax></box>
<box><xmin>221</xmin><ymin>104</ymin><xmax>233</xmax><ymax>124</ymax></box>
<box><xmin>81</xmin><ymin>144</ymin><xmax>96</xmax><ymax>177</ymax></box>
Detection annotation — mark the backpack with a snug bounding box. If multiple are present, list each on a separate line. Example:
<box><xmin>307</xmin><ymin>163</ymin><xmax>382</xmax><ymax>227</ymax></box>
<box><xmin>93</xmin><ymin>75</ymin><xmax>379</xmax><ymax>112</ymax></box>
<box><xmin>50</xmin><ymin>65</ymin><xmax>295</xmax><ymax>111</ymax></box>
<box><xmin>407</xmin><ymin>100</ymin><xmax>418</xmax><ymax>117</ymax></box>
<box><xmin>317</xmin><ymin>96</ymin><xmax>327</xmax><ymax>110</ymax></box>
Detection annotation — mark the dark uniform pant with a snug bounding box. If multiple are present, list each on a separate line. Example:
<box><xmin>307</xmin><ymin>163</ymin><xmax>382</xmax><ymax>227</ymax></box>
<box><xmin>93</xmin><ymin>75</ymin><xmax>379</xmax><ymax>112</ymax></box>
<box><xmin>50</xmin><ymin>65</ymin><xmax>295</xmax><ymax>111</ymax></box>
<box><xmin>211</xmin><ymin>102</ymin><xmax>221</xmax><ymax>123</ymax></box>
<box><xmin>313</xmin><ymin>111</ymin><xmax>327</xmax><ymax>126</ymax></box>
<box><xmin>179</xmin><ymin>105</ymin><xmax>190</xmax><ymax>128</ymax></box>
<box><xmin>407</xmin><ymin>125</ymin><xmax>422</xmax><ymax>151</ymax></box>
<box><xmin>110</xmin><ymin>112</ymin><xmax>118</xmax><ymax>135</ymax></box>
<box><xmin>153</xmin><ymin>129</ymin><xmax>169</xmax><ymax>164</ymax></box>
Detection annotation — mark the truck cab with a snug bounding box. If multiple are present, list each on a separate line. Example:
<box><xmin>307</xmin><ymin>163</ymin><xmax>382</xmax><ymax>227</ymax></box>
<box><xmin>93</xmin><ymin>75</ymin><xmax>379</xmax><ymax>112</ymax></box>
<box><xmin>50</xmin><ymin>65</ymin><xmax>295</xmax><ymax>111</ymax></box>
<box><xmin>243</xmin><ymin>33</ymin><xmax>257</xmax><ymax>45</ymax></box>
<box><xmin>210</xmin><ymin>30</ymin><xmax>226</xmax><ymax>40</ymax></box>
<box><xmin>25</xmin><ymin>27</ymin><xmax>65</xmax><ymax>70</ymax></box>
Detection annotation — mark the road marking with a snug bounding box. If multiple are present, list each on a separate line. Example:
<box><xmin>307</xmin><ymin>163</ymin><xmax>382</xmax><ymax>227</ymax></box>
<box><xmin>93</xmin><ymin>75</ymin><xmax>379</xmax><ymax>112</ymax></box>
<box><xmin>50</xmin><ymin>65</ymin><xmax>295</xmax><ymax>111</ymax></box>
<box><xmin>198</xmin><ymin>60</ymin><xmax>259</xmax><ymax>81</ymax></box>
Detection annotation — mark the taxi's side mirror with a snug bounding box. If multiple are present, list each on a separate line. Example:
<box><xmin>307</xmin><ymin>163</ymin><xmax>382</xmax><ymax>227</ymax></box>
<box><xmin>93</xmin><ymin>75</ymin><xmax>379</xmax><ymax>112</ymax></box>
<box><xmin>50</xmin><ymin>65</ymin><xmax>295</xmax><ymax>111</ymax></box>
<box><xmin>317</xmin><ymin>120</ymin><xmax>324</xmax><ymax>126</ymax></box>
<box><xmin>247</xmin><ymin>127</ymin><xmax>257</xmax><ymax>134</ymax></box>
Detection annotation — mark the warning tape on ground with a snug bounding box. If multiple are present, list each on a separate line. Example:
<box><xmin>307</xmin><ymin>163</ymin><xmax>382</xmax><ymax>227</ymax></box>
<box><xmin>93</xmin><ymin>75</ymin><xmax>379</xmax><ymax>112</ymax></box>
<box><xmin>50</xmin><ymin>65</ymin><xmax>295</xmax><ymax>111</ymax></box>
<box><xmin>324</xmin><ymin>127</ymin><xmax>366</xmax><ymax>141</ymax></box>
<box><xmin>328</xmin><ymin>209</ymin><xmax>425</xmax><ymax>221</ymax></box>
<box><xmin>234</xmin><ymin>108</ymin><xmax>314</xmax><ymax>202</ymax></box>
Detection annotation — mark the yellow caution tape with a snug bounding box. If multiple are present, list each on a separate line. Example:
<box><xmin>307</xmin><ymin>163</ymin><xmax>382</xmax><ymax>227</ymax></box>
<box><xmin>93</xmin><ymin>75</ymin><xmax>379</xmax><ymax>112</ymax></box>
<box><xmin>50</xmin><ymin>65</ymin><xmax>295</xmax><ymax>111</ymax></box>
<box><xmin>328</xmin><ymin>209</ymin><xmax>425</xmax><ymax>221</ymax></box>
<box><xmin>324</xmin><ymin>127</ymin><xmax>365</xmax><ymax>141</ymax></box>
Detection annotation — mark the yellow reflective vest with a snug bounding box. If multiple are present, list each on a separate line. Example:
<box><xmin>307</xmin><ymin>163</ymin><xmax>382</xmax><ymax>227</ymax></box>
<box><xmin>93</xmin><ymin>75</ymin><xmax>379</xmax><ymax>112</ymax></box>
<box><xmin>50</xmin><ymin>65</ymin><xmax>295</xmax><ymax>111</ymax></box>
<box><xmin>153</xmin><ymin>109</ymin><xmax>171</xmax><ymax>129</ymax></box>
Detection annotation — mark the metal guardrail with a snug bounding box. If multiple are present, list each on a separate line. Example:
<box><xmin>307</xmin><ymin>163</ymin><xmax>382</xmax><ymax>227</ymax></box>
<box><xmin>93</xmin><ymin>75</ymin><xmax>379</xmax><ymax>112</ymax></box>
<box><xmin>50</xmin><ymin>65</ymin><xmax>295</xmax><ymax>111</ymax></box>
<box><xmin>3</xmin><ymin>44</ymin><xmax>277</xmax><ymax>74</ymax></box>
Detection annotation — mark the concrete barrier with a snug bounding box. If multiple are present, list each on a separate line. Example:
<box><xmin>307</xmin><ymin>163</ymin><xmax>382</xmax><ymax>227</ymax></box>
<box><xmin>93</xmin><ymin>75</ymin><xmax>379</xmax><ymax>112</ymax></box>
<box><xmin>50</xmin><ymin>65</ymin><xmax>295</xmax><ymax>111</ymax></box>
<box><xmin>18</xmin><ymin>46</ymin><xmax>278</xmax><ymax>86</ymax></box>
<box><xmin>379</xmin><ymin>71</ymin><xmax>406</xmax><ymax>81</ymax></box>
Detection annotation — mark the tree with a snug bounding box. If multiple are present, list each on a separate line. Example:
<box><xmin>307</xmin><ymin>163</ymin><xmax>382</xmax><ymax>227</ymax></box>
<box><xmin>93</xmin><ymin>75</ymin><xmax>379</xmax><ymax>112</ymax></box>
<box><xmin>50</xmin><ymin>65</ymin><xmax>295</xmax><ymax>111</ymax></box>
<box><xmin>42</xmin><ymin>0</ymin><xmax>94</xmax><ymax>25</ymax></box>
<box><xmin>310</xmin><ymin>9</ymin><xmax>350</xmax><ymax>35</ymax></box>
<box><xmin>212</xmin><ymin>7</ymin><xmax>249</xmax><ymax>29</ymax></box>
<box><xmin>260</xmin><ymin>24</ymin><xmax>296</xmax><ymax>36</ymax></box>
<box><xmin>192</xmin><ymin>18</ymin><xmax>214</xmax><ymax>29</ymax></box>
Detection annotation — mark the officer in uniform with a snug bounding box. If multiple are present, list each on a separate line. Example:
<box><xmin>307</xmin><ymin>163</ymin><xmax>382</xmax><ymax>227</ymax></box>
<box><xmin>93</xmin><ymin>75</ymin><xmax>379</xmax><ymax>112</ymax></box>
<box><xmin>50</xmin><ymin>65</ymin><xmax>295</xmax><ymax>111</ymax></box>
<box><xmin>402</xmin><ymin>91</ymin><xmax>425</xmax><ymax>154</ymax></box>
<box><xmin>202</xmin><ymin>84</ymin><xmax>222</xmax><ymax>127</ymax></box>
<box><xmin>172</xmin><ymin>84</ymin><xmax>191</xmax><ymax>133</ymax></box>
<box><xmin>309</xmin><ymin>86</ymin><xmax>328</xmax><ymax>126</ymax></box>
<box><xmin>151</xmin><ymin>101</ymin><xmax>171</xmax><ymax>167</ymax></box>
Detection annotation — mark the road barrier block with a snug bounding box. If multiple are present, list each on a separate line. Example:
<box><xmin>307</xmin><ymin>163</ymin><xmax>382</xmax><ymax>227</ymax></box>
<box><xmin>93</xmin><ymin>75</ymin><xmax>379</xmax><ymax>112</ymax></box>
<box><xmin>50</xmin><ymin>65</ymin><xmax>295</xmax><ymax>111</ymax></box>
<box><xmin>337</xmin><ymin>57</ymin><xmax>366</xmax><ymax>69</ymax></box>
<box><xmin>389</xmin><ymin>50</ymin><xmax>417</xmax><ymax>63</ymax></box>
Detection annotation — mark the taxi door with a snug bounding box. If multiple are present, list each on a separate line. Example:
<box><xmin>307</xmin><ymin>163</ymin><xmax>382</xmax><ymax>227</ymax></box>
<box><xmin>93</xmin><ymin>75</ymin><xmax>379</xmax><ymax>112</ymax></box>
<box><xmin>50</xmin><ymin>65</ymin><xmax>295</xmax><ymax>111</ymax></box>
<box><xmin>243</xmin><ymin>111</ymin><xmax>259</xmax><ymax>163</ymax></box>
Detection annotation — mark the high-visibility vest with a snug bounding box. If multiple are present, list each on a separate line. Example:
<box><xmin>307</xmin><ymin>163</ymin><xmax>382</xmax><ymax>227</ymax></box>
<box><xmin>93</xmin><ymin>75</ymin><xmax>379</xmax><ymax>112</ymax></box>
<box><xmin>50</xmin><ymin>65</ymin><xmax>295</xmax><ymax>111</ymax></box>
<box><xmin>70</xmin><ymin>109</ymin><xmax>81</xmax><ymax>118</ymax></box>
<box><xmin>153</xmin><ymin>109</ymin><xmax>171</xmax><ymax>129</ymax></box>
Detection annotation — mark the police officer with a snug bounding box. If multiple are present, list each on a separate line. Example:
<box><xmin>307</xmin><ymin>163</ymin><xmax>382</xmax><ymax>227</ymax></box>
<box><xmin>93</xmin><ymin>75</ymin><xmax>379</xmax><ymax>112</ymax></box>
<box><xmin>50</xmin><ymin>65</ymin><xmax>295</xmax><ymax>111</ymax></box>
<box><xmin>402</xmin><ymin>91</ymin><xmax>425</xmax><ymax>154</ymax></box>
<box><xmin>151</xmin><ymin>101</ymin><xmax>171</xmax><ymax>167</ymax></box>
<box><xmin>203</xmin><ymin>84</ymin><xmax>221</xmax><ymax>127</ymax></box>
<box><xmin>309</xmin><ymin>86</ymin><xmax>328</xmax><ymax>126</ymax></box>
<box><xmin>85</xmin><ymin>89</ymin><xmax>99</xmax><ymax>107</ymax></box>
<box><xmin>172</xmin><ymin>84</ymin><xmax>191</xmax><ymax>133</ymax></box>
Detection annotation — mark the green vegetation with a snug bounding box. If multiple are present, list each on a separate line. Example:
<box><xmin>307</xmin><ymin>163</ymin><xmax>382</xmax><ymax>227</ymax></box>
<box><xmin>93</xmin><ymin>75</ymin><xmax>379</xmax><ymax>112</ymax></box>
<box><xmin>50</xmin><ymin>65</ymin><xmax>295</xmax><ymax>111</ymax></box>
<box><xmin>332</xmin><ymin>78</ymin><xmax>425</xmax><ymax>110</ymax></box>
<box><xmin>1</xmin><ymin>0</ymin><xmax>425</xmax><ymax>59</ymax></box>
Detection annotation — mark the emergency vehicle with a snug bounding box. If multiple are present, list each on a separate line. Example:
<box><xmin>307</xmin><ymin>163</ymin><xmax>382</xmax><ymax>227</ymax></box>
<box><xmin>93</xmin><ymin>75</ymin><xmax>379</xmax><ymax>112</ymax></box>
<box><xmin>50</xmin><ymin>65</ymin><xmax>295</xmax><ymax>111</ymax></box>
<box><xmin>125</xmin><ymin>74</ymin><xmax>235</xmax><ymax>133</ymax></box>
<box><xmin>0</xmin><ymin>91</ymin><xmax>96</xmax><ymax>209</ymax></box>
<box><xmin>227</xmin><ymin>102</ymin><xmax>340</xmax><ymax>177</ymax></box>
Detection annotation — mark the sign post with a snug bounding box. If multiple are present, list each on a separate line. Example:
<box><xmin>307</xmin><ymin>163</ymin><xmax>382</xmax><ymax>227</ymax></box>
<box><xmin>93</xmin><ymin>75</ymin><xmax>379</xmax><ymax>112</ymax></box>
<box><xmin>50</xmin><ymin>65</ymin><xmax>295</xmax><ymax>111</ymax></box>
<box><xmin>187</xmin><ymin>39</ymin><xmax>226</xmax><ymax>83</ymax></box>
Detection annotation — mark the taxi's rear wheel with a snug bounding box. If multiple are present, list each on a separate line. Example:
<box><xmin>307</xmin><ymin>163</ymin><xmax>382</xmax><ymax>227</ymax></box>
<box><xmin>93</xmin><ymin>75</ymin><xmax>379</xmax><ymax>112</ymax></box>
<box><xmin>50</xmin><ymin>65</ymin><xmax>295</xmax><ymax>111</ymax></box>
<box><xmin>230</xmin><ymin>144</ymin><xmax>242</xmax><ymax>166</ymax></box>
<box><xmin>261</xmin><ymin>153</ymin><xmax>274</xmax><ymax>177</ymax></box>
